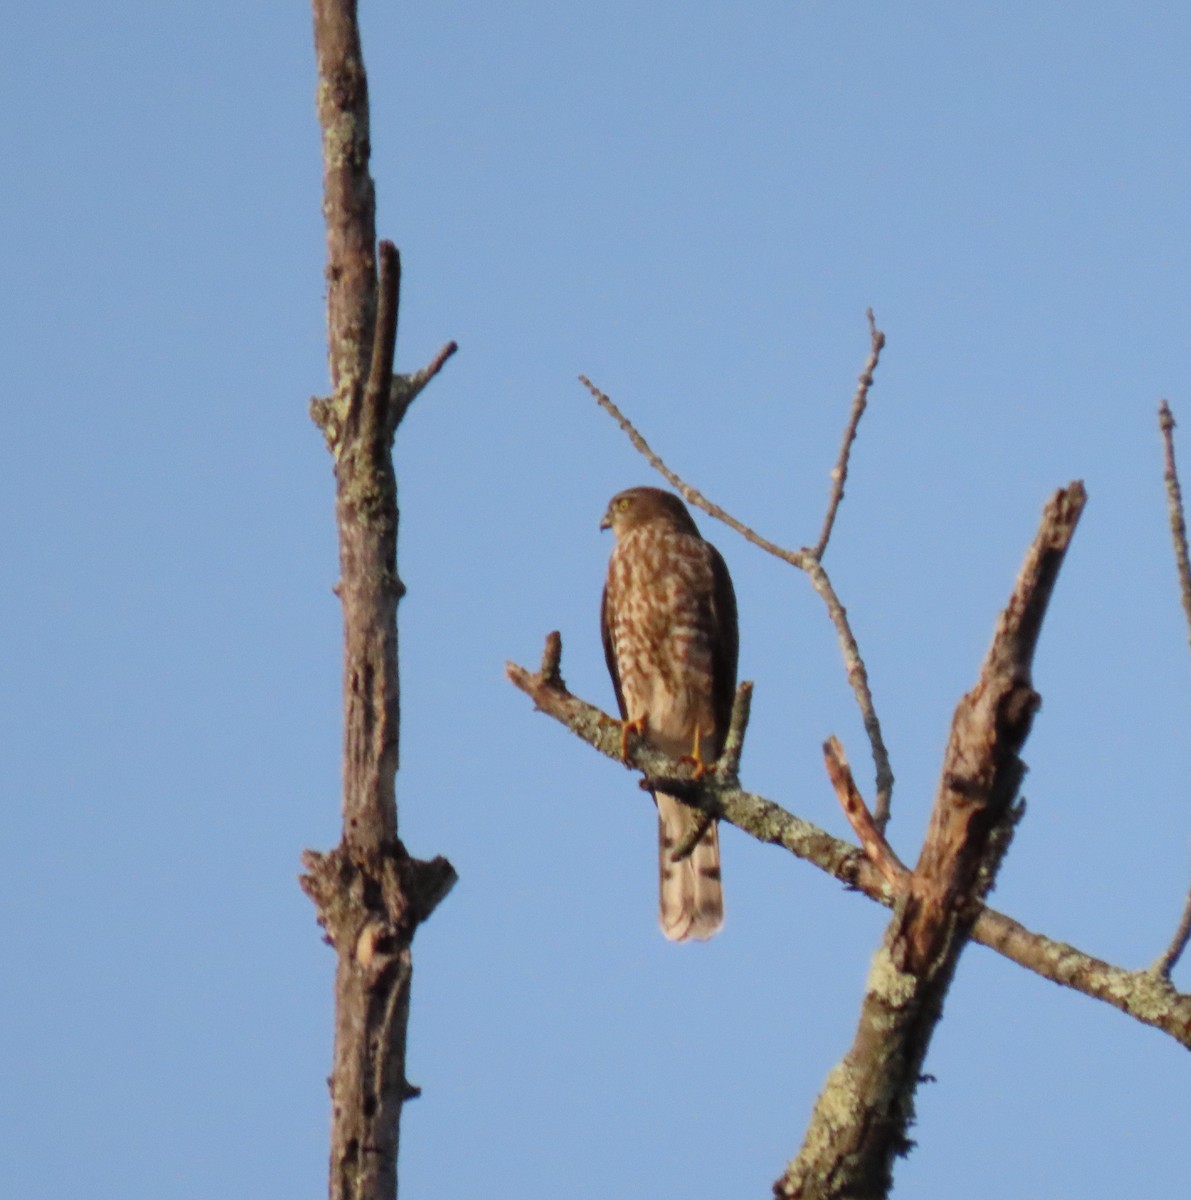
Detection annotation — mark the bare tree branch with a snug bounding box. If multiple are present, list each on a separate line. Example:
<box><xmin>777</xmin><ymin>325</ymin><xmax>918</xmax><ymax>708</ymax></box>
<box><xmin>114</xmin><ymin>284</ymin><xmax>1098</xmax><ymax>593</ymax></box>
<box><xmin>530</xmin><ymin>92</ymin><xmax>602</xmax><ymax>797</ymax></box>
<box><xmin>1152</xmin><ymin>400</ymin><xmax>1191</xmax><ymax>980</ymax></box>
<box><xmin>506</xmin><ymin>627</ymin><xmax>1191</xmax><ymax>1052</ymax></box>
<box><xmin>719</xmin><ymin>681</ymin><xmax>755</xmax><ymax>780</ymax></box>
<box><xmin>390</xmin><ymin>339</ymin><xmax>459</xmax><ymax>432</ymax></box>
<box><xmin>302</xmin><ymin>5</ymin><xmax>456</xmax><ymax>1199</ymax></box>
<box><xmin>896</xmin><ymin>483</ymin><xmax>1084</xmax><ymax>970</ymax></box>
<box><xmin>811</xmin><ymin>310</ymin><xmax>885</xmax><ymax>559</ymax></box>
<box><xmin>806</xmin><ymin>559</ymin><xmax>895</xmax><ymax>829</ymax></box>
<box><xmin>1158</xmin><ymin>402</ymin><xmax>1191</xmax><ymax>654</ymax></box>
<box><xmin>579</xmin><ymin>374</ymin><xmax>812</xmax><ymax>569</ymax></box>
<box><xmin>774</xmin><ymin>482</ymin><xmax>1086</xmax><ymax>1199</ymax></box>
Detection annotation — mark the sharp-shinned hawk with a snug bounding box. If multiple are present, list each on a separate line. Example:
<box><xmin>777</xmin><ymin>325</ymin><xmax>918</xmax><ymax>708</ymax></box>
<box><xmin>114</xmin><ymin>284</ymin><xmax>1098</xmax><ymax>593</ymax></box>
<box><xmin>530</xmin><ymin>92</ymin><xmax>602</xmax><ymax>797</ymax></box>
<box><xmin>600</xmin><ymin>486</ymin><xmax>739</xmax><ymax>941</ymax></box>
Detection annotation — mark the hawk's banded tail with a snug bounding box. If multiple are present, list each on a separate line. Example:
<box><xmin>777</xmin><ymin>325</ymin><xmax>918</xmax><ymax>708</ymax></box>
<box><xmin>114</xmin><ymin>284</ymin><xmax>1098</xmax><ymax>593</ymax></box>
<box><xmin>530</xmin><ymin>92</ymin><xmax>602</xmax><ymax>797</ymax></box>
<box><xmin>656</xmin><ymin>793</ymin><xmax>723</xmax><ymax>941</ymax></box>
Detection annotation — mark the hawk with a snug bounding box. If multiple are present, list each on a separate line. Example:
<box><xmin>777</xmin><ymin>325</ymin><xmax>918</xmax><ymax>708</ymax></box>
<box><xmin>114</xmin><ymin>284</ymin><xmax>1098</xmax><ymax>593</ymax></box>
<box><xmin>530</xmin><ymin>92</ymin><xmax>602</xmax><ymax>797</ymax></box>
<box><xmin>600</xmin><ymin>486</ymin><xmax>739</xmax><ymax>941</ymax></box>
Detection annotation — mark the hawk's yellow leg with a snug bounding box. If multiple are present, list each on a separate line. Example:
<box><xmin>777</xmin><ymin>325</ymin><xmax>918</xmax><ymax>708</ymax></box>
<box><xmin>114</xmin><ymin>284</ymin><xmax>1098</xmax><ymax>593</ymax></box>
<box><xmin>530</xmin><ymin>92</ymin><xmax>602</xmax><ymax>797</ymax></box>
<box><xmin>620</xmin><ymin>714</ymin><xmax>647</xmax><ymax>762</ymax></box>
<box><xmin>678</xmin><ymin>724</ymin><xmax>711</xmax><ymax>779</ymax></box>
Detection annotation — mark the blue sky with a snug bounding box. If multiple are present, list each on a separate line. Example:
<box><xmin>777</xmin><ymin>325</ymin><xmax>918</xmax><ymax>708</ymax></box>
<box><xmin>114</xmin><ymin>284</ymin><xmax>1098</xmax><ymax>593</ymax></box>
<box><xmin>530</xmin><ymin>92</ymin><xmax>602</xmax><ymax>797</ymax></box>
<box><xmin>4</xmin><ymin>3</ymin><xmax>1191</xmax><ymax>1196</ymax></box>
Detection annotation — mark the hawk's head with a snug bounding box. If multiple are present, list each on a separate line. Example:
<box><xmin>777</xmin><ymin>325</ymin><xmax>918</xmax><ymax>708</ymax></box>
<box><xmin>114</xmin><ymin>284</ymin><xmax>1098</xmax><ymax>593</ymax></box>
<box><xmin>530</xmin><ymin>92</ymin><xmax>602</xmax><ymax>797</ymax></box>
<box><xmin>600</xmin><ymin>487</ymin><xmax>700</xmax><ymax>538</ymax></box>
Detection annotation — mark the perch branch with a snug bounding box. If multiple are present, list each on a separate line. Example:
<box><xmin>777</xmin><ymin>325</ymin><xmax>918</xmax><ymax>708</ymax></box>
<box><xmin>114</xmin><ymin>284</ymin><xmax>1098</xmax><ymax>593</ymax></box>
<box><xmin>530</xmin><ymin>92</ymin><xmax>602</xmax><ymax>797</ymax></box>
<box><xmin>1152</xmin><ymin>400</ymin><xmax>1191</xmax><ymax>979</ymax></box>
<box><xmin>811</xmin><ymin>310</ymin><xmax>885</xmax><ymax>559</ymax></box>
<box><xmin>506</xmin><ymin>629</ymin><xmax>1191</xmax><ymax>1051</ymax></box>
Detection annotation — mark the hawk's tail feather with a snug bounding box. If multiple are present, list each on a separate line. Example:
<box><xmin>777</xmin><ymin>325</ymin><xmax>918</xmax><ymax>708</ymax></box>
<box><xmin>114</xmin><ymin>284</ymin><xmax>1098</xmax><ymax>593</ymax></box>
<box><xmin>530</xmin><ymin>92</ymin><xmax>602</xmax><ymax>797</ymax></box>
<box><xmin>657</xmin><ymin>793</ymin><xmax>723</xmax><ymax>942</ymax></box>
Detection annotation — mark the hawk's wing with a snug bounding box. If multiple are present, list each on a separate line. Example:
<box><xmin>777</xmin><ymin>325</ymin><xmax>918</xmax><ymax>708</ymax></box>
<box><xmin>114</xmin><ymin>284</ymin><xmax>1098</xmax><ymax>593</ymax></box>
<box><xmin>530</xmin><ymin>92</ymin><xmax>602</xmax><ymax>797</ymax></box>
<box><xmin>600</xmin><ymin>577</ymin><xmax>628</xmax><ymax>721</ymax></box>
<box><xmin>707</xmin><ymin>542</ymin><xmax>740</xmax><ymax>749</ymax></box>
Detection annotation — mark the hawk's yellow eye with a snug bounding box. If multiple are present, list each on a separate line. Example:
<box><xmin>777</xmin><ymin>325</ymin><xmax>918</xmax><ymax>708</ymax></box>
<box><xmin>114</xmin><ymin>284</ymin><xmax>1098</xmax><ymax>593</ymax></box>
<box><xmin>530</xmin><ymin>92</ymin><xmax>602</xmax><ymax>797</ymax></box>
<box><xmin>617</xmin><ymin>497</ymin><xmax>631</xmax><ymax>511</ymax></box>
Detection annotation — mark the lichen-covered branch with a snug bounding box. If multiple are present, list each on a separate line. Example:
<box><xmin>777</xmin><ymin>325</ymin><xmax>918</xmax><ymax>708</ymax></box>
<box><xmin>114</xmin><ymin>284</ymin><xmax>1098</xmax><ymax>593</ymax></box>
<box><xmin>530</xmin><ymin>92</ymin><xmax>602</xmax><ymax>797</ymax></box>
<box><xmin>773</xmin><ymin>482</ymin><xmax>1086</xmax><ymax>1199</ymax></box>
<box><xmin>505</xmin><ymin>630</ymin><xmax>1191</xmax><ymax>1051</ymax></box>
<box><xmin>303</xmin><ymin>4</ymin><xmax>456</xmax><ymax>1199</ymax></box>
<box><xmin>719</xmin><ymin>681</ymin><xmax>754</xmax><ymax>780</ymax></box>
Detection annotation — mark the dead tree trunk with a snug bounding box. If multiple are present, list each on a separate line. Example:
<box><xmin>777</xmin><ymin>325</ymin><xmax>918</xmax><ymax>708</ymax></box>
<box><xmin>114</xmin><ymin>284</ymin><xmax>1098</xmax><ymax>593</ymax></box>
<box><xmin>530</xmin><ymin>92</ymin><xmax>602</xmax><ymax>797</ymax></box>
<box><xmin>299</xmin><ymin>4</ymin><xmax>457</xmax><ymax>1198</ymax></box>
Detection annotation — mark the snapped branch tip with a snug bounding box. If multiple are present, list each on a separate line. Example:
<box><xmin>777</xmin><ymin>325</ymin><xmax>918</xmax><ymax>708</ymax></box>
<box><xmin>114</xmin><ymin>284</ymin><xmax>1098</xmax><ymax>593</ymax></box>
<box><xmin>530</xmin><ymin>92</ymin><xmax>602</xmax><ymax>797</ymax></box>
<box><xmin>362</xmin><ymin>238</ymin><xmax>402</xmax><ymax>442</ymax></box>
<box><xmin>539</xmin><ymin>630</ymin><xmax>563</xmax><ymax>686</ymax></box>
<box><xmin>823</xmin><ymin>734</ymin><xmax>906</xmax><ymax>889</ymax></box>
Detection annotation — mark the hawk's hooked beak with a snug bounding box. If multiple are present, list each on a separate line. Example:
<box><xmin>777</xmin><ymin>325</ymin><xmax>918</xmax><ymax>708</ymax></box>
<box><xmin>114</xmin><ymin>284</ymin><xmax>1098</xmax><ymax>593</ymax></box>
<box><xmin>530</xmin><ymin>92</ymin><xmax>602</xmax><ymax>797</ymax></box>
<box><xmin>599</xmin><ymin>511</ymin><xmax>612</xmax><ymax>532</ymax></box>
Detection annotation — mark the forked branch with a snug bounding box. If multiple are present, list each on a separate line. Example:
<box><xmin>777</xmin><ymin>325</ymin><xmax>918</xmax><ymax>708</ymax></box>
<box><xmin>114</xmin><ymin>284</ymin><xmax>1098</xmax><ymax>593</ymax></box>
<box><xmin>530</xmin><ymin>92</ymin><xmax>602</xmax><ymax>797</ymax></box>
<box><xmin>774</xmin><ymin>482</ymin><xmax>1086</xmax><ymax>1199</ymax></box>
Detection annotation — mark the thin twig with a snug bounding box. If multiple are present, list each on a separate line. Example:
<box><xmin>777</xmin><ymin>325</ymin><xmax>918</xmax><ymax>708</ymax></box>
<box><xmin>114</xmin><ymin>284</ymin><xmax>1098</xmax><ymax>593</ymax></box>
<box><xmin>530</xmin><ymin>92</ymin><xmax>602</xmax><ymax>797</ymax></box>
<box><xmin>390</xmin><ymin>340</ymin><xmax>459</xmax><ymax>431</ymax></box>
<box><xmin>823</xmin><ymin>735</ymin><xmax>906</xmax><ymax>888</ymax></box>
<box><xmin>1158</xmin><ymin>402</ymin><xmax>1191</xmax><ymax>646</ymax></box>
<box><xmin>807</xmin><ymin>561</ymin><xmax>894</xmax><ymax>828</ymax></box>
<box><xmin>1152</xmin><ymin>400</ymin><xmax>1191</xmax><ymax>979</ymax></box>
<box><xmin>670</xmin><ymin>812</ymin><xmax>716</xmax><ymax>864</ymax></box>
<box><xmin>1153</xmin><ymin>902</ymin><xmax>1191</xmax><ymax>981</ymax></box>
<box><xmin>581</xmin><ymin>370</ymin><xmax>894</xmax><ymax>828</ymax></box>
<box><xmin>811</xmin><ymin>310</ymin><xmax>885</xmax><ymax>559</ymax></box>
<box><xmin>719</xmin><ymin>681</ymin><xmax>754</xmax><ymax>779</ymax></box>
<box><xmin>579</xmin><ymin>375</ymin><xmax>811</xmax><ymax>570</ymax></box>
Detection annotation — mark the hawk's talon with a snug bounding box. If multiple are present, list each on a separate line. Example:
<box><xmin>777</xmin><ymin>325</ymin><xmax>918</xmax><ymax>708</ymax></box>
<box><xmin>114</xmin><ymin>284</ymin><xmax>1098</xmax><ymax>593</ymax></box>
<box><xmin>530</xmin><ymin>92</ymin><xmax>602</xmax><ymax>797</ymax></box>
<box><xmin>620</xmin><ymin>715</ymin><xmax>647</xmax><ymax>763</ymax></box>
<box><xmin>677</xmin><ymin>725</ymin><xmax>713</xmax><ymax>780</ymax></box>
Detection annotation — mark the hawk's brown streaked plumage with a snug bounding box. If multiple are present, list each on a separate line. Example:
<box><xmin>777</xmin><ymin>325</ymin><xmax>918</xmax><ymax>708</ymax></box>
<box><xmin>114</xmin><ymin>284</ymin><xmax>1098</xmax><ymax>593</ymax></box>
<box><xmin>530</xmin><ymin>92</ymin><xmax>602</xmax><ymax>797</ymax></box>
<box><xmin>600</xmin><ymin>486</ymin><xmax>739</xmax><ymax>941</ymax></box>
